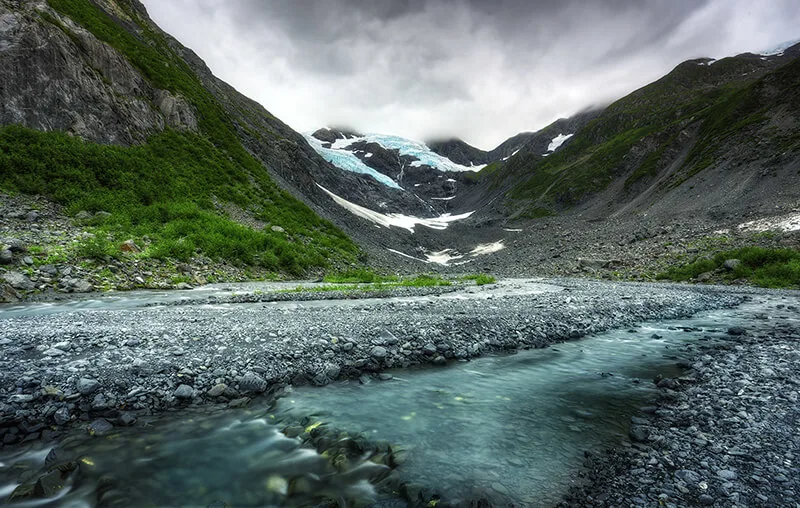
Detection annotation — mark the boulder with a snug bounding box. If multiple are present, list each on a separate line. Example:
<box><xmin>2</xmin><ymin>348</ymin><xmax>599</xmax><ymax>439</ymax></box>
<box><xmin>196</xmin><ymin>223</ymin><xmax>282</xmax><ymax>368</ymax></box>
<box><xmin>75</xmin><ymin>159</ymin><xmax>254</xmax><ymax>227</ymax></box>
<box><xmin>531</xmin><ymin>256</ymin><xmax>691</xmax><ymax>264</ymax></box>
<box><xmin>0</xmin><ymin>249</ymin><xmax>13</xmax><ymax>264</ymax></box>
<box><xmin>76</xmin><ymin>377</ymin><xmax>100</xmax><ymax>395</ymax></box>
<box><xmin>173</xmin><ymin>384</ymin><xmax>194</xmax><ymax>399</ymax></box>
<box><xmin>119</xmin><ymin>240</ymin><xmax>141</xmax><ymax>253</ymax></box>
<box><xmin>1</xmin><ymin>237</ymin><xmax>26</xmax><ymax>252</ymax></box>
<box><xmin>72</xmin><ymin>279</ymin><xmax>93</xmax><ymax>293</ymax></box>
<box><xmin>87</xmin><ymin>418</ymin><xmax>114</xmax><ymax>436</ymax></box>
<box><xmin>238</xmin><ymin>372</ymin><xmax>268</xmax><ymax>393</ymax></box>
<box><xmin>2</xmin><ymin>271</ymin><xmax>34</xmax><ymax>290</ymax></box>
<box><xmin>723</xmin><ymin>259</ymin><xmax>742</xmax><ymax>271</ymax></box>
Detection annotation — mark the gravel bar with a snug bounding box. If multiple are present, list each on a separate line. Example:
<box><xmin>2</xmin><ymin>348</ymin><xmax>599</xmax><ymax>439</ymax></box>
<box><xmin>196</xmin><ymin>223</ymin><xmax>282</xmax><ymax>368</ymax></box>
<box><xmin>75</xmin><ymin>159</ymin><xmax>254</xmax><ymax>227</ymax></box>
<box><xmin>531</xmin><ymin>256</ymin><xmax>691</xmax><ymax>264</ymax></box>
<box><xmin>0</xmin><ymin>278</ymin><xmax>747</xmax><ymax>449</ymax></box>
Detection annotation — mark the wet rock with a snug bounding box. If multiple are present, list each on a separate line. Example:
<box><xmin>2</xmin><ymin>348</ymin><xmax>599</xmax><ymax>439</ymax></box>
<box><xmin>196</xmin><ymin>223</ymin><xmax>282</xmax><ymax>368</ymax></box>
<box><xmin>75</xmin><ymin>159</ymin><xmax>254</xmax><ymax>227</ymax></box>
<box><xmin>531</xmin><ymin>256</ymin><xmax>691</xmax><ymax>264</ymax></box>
<box><xmin>629</xmin><ymin>426</ymin><xmax>650</xmax><ymax>443</ymax></box>
<box><xmin>698</xmin><ymin>494</ymin><xmax>715</xmax><ymax>505</ymax></box>
<box><xmin>432</xmin><ymin>355</ymin><xmax>447</xmax><ymax>366</ymax></box>
<box><xmin>228</xmin><ymin>397</ymin><xmax>250</xmax><ymax>408</ymax></box>
<box><xmin>207</xmin><ymin>383</ymin><xmax>227</xmax><ymax>397</ymax></box>
<box><xmin>238</xmin><ymin>372</ymin><xmax>267</xmax><ymax>393</ymax></box>
<box><xmin>370</xmin><ymin>346</ymin><xmax>388</xmax><ymax>360</ymax></box>
<box><xmin>53</xmin><ymin>407</ymin><xmax>70</xmax><ymax>425</ymax></box>
<box><xmin>173</xmin><ymin>384</ymin><xmax>194</xmax><ymax>399</ymax></box>
<box><xmin>77</xmin><ymin>378</ymin><xmax>100</xmax><ymax>395</ymax></box>
<box><xmin>87</xmin><ymin>418</ymin><xmax>114</xmax><ymax>436</ymax></box>
<box><xmin>727</xmin><ymin>327</ymin><xmax>746</xmax><ymax>336</ymax></box>
<box><xmin>118</xmin><ymin>412</ymin><xmax>137</xmax><ymax>426</ymax></box>
<box><xmin>8</xmin><ymin>484</ymin><xmax>35</xmax><ymax>502</ymax></box>
<box><xmin>34</xmin><ymin>470</ymin><xmax>66</xmax><ymax>498</ymax></box>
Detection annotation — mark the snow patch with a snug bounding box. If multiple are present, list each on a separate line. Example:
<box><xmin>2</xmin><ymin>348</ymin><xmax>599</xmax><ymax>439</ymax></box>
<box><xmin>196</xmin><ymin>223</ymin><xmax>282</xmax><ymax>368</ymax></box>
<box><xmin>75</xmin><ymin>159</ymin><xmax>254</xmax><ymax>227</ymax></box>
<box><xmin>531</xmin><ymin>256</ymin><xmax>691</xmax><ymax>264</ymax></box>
<box><xmin>502</xmin><ymin>148</ymin><xmax>521</xmax><ymax>161</ymax></box>
<box><xmin>387</xmin><ymin>241</ymin><xmax>505</xmax><ymax>266</ymax></box>
<box><xmin>503</xmin><ymin>228</ymin><xmax>523</xmax><ymax>232</ymax></box>
<box><xmin>737</xmin><ymin>212</ymin><xmax>800</xmax><ymax>232</ymax></box>
<box><xmin>304</xmin><ymin>135</ymin><xmax>401</xmax><ymax>189</ymax></box>
<box><xmin>430</xmin><ymin>196</ymin><xmax>456</xmax><ymax>201</ymax></box>
<box><xmin>546</xmin><ymin>133</ymin><xmax>574</xmax><ymax>153</ymax></box>
<box><xmin>316</xmin><ymin>184</ymin><xmax>473</xmax><ymax>233</ymax></box>
<box><xmin>470</xmin><ymin>241</ymin><xmax>505</xmax><ymax>256</ymax></box>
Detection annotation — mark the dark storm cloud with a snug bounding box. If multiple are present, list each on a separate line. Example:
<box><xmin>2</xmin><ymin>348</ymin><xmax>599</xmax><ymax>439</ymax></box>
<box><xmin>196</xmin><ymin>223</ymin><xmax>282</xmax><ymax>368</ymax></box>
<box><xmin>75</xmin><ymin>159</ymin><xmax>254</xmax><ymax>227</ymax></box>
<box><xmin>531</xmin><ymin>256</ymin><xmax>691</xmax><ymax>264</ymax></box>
<box><xmin>142</xmin><ymin>0</ymin><xmax>800</xmax><ymax>148</ymax></box>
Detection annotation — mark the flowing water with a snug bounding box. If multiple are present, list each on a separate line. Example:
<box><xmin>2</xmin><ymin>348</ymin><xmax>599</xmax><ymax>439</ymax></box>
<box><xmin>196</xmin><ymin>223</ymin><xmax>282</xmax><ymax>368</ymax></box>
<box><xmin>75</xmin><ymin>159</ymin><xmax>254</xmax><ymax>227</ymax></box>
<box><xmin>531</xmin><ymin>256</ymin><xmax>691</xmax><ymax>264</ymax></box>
<box><xmin>2</xmin><ymin>293</ymin><xmax>798</xmax><ymax>506</ymax></box>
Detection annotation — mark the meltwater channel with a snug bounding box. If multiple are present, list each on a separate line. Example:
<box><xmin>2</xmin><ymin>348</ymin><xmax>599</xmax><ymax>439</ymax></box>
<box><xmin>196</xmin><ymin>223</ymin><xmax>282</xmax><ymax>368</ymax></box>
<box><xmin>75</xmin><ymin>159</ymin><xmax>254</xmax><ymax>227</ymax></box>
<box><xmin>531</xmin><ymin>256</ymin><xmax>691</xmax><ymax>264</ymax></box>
<box><xmin>1</xmin><ymin>295</ymin><xmax>797</xmax><ymax>507</ymax></box>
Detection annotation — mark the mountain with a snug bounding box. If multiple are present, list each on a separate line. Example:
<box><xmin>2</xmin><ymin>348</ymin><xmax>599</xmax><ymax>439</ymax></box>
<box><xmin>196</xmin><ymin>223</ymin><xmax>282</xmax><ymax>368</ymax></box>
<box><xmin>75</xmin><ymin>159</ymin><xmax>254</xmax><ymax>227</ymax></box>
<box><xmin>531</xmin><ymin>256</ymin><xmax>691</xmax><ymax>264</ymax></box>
<box><xmin>302</xmin><ymin>46</ymin><xmax>800</xmax><ymax>273</ymax></box>
<box><xmin>0</xmin><ymin>0</ymin><xmax>414</xmax><ymax>275</ymax></box>
<box><xmin>0</xmin><ymin>0</ymin><xmax>797</xmax><ymax>281</ymax></box>
<box><xmin>478</xmin><ymin>45</ymin><xmax>800</xmax><ymax>221</ymax></box>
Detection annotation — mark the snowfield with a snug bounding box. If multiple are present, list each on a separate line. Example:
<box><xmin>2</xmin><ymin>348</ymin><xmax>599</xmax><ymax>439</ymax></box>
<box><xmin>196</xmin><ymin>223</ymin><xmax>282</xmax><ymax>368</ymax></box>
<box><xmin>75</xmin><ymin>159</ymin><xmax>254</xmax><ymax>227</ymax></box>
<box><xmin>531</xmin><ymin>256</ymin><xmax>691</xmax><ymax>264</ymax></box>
<box><xmin>317</xmin><ymin>184</ymin><xmax>474</xmax><ymax>233</ymax></box>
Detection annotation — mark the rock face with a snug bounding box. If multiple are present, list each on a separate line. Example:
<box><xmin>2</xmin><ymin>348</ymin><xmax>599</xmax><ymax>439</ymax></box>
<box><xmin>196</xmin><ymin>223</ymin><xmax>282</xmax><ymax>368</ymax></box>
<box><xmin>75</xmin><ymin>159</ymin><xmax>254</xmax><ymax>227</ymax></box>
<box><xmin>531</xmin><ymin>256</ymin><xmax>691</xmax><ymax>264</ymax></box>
<box><xmin>0</xmin><ymin>2</ymin><xmax>197</xmax><ymax>145</ymax></box>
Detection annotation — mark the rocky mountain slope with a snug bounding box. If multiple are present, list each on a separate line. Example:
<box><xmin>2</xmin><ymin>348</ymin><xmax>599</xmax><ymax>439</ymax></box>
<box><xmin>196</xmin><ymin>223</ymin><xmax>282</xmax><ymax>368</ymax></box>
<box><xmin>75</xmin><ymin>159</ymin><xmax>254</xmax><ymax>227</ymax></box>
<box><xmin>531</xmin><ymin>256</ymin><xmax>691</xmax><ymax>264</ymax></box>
<box><xmin>479</xmin><ymin>44</ymin><xmax>800</xmax><ymax>222</ymax></box>
<box><xmin>0</xmin><ymin>0</ymin><xmax>798</xmax><ymax>291</ymax></box>
<box><xmin>300</xmin><ymin>44</ymin><xmax>800</xmax><ymax>276</ymax></box>
<box><xmin>0</xmin><ymin>0</ymin><xmax>434</xmax><ymax>282</ymax></box>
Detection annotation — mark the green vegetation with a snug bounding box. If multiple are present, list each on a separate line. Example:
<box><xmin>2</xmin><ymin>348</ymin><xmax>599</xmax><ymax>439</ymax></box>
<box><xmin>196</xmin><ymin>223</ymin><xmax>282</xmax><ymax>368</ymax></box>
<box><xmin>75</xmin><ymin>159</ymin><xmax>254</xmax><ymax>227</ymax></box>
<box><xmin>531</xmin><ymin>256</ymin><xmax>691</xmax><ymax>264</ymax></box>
<box><xmin>0</xmin><ymin>126</ymin><xmax>359</xmax><ymax>273</ymax></box>
<box><xmin>5</xmin><ymin>1</ymin><xmax>363</xmax><ymax>274</ymax></box>
<box><xmin>501</xmin><ymin>53</ymin><xmax>799</xmax><ymax>216</ymax></box>
<box><xmin>460</xmin><ymin>273</ymin><xmax>497</xmax><ymax>285</ymax></box>
<box><xmin>323</xmin><ymin>269</ymin><xmax>498</xmax><ymax>287</ymax></box>
<box><xmin>323</xmin><ymin>268</ymin><xmax>399</xmax><ymax>284</ymax></box>
<box><xmin>657</xmin><ymin>247</ymin><xmax>800</xmax><ymax>288</ymax></box>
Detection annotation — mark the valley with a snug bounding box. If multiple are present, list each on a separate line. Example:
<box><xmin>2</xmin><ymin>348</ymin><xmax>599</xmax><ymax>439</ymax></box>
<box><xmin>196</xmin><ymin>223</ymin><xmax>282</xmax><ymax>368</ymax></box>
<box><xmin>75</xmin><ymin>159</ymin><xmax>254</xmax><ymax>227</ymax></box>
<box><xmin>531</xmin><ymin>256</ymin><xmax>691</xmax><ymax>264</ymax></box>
<box><xmin>0</xmin><ymin>1</ymin><xmax>799</xmax><ymax>507</ymax></box>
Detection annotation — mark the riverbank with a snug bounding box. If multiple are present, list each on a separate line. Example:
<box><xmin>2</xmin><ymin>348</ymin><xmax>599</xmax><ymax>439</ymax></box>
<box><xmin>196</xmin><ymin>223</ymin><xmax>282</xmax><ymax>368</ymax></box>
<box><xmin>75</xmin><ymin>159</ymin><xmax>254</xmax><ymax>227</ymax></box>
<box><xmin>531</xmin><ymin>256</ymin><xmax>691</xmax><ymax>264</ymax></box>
<box><xmin>2</xmin><ymin>279</ymin><xmax>798</xmax><ymax>506</ymax></box>
<box><xmin>562</xmin><ymin>299</ymin><xmax>800</xmax><ymax>508</ymax></box>
<box><xmin>0</xmin><ymin>280</ymin><xmax>744</xmax><ymax>447</ymax></box>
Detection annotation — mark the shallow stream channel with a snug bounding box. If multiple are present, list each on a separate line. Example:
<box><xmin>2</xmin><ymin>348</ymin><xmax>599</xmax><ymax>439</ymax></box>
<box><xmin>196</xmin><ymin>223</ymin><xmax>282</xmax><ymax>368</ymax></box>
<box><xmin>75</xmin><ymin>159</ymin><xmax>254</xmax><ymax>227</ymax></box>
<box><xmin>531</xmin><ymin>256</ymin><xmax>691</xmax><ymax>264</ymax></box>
<box><xmin>1</xmin><ymin>286</ymin><xmax>798</xmax><ymax>507</ymax></box>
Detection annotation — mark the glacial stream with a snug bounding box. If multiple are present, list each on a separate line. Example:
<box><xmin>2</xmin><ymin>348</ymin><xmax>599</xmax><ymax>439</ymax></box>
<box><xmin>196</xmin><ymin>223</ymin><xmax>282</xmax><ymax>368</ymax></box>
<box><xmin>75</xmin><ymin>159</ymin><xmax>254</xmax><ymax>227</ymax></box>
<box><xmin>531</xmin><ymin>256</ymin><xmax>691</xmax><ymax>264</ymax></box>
<box><xmin>2</xmin><ymin>293</ymin><xmax>798</xmax><ymax>506</ymax></box>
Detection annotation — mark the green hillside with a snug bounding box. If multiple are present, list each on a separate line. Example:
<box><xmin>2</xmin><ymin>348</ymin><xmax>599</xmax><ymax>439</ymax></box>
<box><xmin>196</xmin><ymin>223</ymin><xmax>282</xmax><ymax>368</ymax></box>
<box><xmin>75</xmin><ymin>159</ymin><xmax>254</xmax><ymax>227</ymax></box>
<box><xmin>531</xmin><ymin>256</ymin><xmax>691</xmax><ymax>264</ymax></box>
<box><xmin>0</xmin><ymin>0</ymin><xmax>360</xmax><ymax>274</ymax></box>
<box><xmin>487</xmin><ymin>53</ymin><xmax>800</xmax><ymax>215</ymax></box>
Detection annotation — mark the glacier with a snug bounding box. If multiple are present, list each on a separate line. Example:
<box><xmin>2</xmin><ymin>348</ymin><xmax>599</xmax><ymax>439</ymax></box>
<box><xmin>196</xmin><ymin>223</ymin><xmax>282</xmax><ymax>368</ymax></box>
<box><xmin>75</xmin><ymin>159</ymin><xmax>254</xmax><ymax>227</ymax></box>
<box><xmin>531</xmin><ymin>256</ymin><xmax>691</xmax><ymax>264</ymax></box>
<box><xmin>304</xmin><ymin>134</ymin><xmax>402</xmax><ymax>189</ymax></box>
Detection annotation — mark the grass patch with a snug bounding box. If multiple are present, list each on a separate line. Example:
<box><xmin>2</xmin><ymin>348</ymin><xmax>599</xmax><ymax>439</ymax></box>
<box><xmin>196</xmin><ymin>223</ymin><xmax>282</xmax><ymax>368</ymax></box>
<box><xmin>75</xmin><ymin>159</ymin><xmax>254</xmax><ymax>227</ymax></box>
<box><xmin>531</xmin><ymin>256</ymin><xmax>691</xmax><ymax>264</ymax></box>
<box><xmin>657</xmin><ymin>247</ymin><xmax>800</xmax><ymax>288</ymax></box>
<box><xmin>323</xmin><ymin>268</ymin><xmax>398</xmax><ymax>284</ymax></box>
<box><xmin>461</xmin><ymin>273</ymin><xmax>497</xmax><ymax>285</ymax></box>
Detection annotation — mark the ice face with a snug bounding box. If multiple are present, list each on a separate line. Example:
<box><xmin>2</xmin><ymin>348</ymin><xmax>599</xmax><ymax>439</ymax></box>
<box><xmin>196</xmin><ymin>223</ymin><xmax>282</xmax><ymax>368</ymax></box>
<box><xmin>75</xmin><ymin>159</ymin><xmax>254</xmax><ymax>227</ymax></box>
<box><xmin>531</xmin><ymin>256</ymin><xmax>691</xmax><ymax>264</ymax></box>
<box><xmin>304</xmin><ymin>134</ymin><xmax>402</xmax><ymax>189</ymax></box>
<box><xmin>309</xmin><ymin>132</ymin><xmax>486</xmax><ymax>174</ymax></box>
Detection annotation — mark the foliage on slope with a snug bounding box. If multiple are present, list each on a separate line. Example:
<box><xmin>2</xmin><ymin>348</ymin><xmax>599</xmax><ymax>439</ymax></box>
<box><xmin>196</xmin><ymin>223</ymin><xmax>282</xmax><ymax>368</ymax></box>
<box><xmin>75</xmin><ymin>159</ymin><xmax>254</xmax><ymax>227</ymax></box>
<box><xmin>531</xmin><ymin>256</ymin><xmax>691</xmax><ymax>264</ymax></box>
<box><xmin>483</xmin><ymin>53</ymin><xmax>800</xmax><ymax>216</ymax></box>
<box><xmin>0</xmin><ymin>0</ymin><xmax>362</xmax><ymax>273</ymax></box>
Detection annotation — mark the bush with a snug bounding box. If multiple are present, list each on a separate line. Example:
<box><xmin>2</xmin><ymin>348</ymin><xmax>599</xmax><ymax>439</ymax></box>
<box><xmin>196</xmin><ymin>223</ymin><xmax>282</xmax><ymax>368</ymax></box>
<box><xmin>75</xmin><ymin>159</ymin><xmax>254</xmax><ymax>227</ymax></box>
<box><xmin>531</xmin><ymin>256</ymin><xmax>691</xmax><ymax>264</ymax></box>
<box><xmin>658</xmin><ymin>247</ymin><xmax>800</xmax><ymax>288</ymax></box>
<box><xmin>75</xmin><ymin>234</ymin><xmax>117</xmax><ymax>260</ymax></box>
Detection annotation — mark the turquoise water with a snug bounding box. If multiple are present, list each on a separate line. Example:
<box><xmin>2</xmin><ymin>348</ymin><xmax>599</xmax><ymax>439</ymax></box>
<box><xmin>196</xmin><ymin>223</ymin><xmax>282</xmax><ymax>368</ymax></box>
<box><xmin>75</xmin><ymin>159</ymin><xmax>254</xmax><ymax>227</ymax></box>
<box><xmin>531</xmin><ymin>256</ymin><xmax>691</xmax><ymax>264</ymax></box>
<box><xmin>2</xmin><ymin>295</ymin><xmax>798</xmax><ymax>506</ymax></box>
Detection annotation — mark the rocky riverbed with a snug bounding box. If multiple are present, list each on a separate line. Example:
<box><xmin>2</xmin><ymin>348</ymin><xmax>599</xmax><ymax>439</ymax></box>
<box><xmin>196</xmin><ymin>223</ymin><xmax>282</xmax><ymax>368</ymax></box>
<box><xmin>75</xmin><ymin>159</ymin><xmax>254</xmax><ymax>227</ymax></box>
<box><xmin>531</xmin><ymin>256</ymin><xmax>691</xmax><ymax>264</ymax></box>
<box><xmin>1</xmin><ymin>278</ymin><xmax>798</xmax><ymax>507</ymax></box>
<box><xmin>561</xmin><ymin>300</ymin><xmax>800</xmax><ymax>508</ymax></box>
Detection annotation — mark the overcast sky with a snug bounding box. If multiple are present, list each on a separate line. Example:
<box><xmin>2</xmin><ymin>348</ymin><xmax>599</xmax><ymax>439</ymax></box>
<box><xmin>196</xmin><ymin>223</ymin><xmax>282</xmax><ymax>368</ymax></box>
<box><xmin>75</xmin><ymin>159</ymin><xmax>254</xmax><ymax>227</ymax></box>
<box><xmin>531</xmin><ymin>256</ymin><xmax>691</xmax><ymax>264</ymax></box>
<box><xmin>141</xmin><ymin>0</ymin><xmax>800</xmax><ymax>149</ymax></box>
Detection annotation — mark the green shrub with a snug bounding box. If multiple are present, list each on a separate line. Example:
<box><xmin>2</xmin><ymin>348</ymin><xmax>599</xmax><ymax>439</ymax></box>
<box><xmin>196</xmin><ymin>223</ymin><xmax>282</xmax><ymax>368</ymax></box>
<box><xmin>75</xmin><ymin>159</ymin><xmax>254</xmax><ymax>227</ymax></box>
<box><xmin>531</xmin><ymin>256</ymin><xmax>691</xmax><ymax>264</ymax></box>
<box><xmin>75</xmin><ymin>234</ymin><xmax>117</xmax><ymax>260</ymax></box>
<box><xmin>658</xmin><ymin>247</ymin><xmax>800</xmax><ymax>288</ymax></box>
